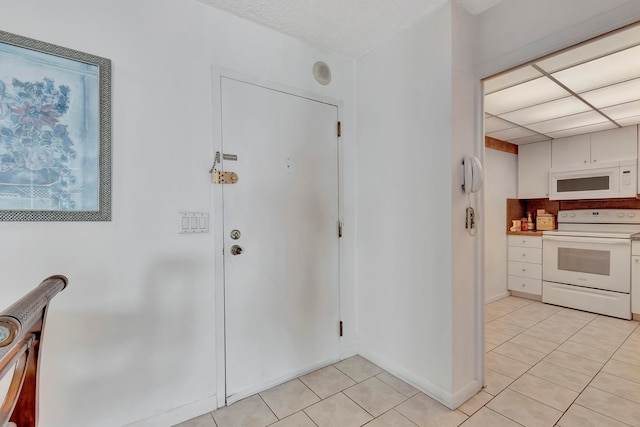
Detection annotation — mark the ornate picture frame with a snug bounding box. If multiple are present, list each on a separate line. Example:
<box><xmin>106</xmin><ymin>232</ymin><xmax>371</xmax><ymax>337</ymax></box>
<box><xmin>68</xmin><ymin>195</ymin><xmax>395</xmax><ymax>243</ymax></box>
<box><xmin>0</xmin><ymin>30</ymin><xmax>111</xmax><ymax>221</ymax></box>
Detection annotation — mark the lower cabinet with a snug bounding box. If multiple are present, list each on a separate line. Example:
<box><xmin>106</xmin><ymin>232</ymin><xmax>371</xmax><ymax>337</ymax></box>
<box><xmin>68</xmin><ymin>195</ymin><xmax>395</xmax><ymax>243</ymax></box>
<box><xmin>508</xmin><ymin>235</ymin><xmax>542</xmax><ymax>298</ymax></box>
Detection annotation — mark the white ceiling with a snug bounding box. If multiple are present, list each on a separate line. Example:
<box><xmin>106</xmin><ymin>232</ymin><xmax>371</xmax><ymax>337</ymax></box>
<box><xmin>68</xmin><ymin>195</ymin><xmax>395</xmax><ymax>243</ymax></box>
<box><xmin>485</xmin><ymin>23</ymin><xmax>640</xmax><ymax>145</ymax></box>
<box><xmin>198</xmin><ymin>0</ymin><xmax>505</xmax><ymax>58</ymax></box>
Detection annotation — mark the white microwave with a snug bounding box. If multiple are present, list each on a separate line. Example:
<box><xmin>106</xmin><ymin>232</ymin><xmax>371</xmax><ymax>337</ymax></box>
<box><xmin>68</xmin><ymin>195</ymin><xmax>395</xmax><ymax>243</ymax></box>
<box><xmin>549</xmin><ymin>160</ymin><xmax>637</xmax><ymax>200</ymax></box>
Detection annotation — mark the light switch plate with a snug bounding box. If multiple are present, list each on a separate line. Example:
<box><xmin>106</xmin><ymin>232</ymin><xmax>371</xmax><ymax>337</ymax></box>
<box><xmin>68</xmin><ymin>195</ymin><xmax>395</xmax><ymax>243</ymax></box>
<box><xmin>179</xmin><ymin>212</ymin><xmax>209</xmax><ymax>233</ymax></box>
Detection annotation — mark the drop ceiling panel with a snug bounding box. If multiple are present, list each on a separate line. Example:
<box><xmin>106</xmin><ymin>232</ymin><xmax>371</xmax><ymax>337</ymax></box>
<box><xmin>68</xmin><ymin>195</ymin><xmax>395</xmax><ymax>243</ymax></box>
<box><xmin>601</xmin><ymin>100</ymin><xmax>640</xmax><ymax>121</ymax></box>
<box><xmin>535</xmin><ymin>25</ymin><xmax>640</xmax><ymax>73</ymax></box>
<box><xmin>545</xmin><ymin>122</ymin><xmax>618</xmax><ymax>139</ymax></box>
<box><xmin>527</xmin><ymin>110</ymin><xmax>608</xmax><ymax>134</ymax></box>
<box><xmin>483</xmin><ymin>66</ymin><xmax>542</xmax><ymax>94</ymax></box>
<box><xmin>615</xmin><ymin>116</ymin><xmax>640</xmax><ymax>127</ymax></box>
<box><xmin>485</xmin><ymin>77</ymin><xmax>570</xmax><ymax>115</ymax></box>
<box><xmin>499</xmin><ymin>96</ymin><xmax>590</xmax><ymax>125</ymax></box>
<box><xmin>508</xmin><ymin>135</ymin><xmax>551</xmax><ymax>145</ymax></box>
<box><xmin>550</xmin><ymin>45</ymin><xmax>640</xmax><ymax>93</ymax></box>
<box><xmin>487</xmin><ymin>126</ymin><xmax>539</xmax><ymax>141</ymax></box>
<box><xmin>580</xmin><ymin>78</ymin><xmax>640</xmax><ymax>108</ymax></box>
<box><xmin>485</xmin><ymin>116</ymin><xmax>517</xmax><ymax>133</ymax></box>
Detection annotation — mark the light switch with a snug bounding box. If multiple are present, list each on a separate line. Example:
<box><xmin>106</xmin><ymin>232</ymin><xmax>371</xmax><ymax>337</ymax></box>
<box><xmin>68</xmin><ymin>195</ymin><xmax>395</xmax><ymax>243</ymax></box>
<box><xmin>179</xmin><ymin>212</ymin><xmax>209</xmax><ymax>233</ymax></box>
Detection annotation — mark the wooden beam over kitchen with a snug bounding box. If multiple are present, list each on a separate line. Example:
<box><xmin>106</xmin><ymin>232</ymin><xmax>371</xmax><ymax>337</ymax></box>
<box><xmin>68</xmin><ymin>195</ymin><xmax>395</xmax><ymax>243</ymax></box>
<box><xmin>485</xmin><ymin>136</ymin><xmax>518</xmax><ymax>155</ymax></box>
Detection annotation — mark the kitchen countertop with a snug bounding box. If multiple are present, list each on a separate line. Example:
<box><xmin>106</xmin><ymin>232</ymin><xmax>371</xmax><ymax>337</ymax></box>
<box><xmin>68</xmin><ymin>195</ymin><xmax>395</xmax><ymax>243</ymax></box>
<box><xmin>507</xmin><ymin>230</ymin><xmax>544</xmax><ymax>236</ymax></box>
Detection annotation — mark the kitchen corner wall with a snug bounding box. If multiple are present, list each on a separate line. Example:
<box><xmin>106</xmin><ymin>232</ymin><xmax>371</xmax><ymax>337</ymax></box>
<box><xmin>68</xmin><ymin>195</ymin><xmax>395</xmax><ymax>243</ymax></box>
<box><xmin>0</xmin><ymin>1</ymin><xmax>356</xmax><ymax>426</ymax></box>
<box><xmin>484</xmin><ymin>149</ymin><xmax>517</xmax><ymax>302</ymax></box>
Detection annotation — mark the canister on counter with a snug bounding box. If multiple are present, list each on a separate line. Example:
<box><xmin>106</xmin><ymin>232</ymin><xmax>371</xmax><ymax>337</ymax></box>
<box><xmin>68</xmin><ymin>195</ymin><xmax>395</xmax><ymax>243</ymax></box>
<box><xmin>537</xmin><ymin>213</ymin><xmax>556</xmax><ymax>230</ymax></box>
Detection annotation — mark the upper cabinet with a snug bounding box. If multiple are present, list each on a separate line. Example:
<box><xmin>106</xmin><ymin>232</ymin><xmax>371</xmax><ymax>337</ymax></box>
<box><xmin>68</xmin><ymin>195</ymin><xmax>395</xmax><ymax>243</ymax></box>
<box><xmin>591</xmin><ymin>126</ymin><xmax>638</xmax><ymax>165</ymax></box>
<box><xmin>551</xmin><ymin>134</ymin><xmax>590</xmax><ymax>168</ymax></box>
<box><xmin>552</xmin><ymin>126</ymin><xmax>638</xmax><ymax>170</ymax></box>
<box><xmin>518</xmin><ymin>140</ymin><xmax>551</xmax><ymax>199</ymax></box>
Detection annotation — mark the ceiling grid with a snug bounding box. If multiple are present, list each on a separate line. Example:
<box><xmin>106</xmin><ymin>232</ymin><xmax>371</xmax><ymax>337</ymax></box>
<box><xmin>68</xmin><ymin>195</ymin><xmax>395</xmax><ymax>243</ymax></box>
<box><xmin>484</xmin><ymin>23</ymin><xmax>640</xmax><ymax>145</ymax></box>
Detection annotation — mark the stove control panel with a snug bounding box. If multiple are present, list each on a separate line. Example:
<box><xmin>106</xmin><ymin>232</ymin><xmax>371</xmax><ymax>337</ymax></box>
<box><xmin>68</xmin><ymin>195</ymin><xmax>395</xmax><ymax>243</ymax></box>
<box><xmin>558</xmin><ymin>209</ymin><xmax>640</xmax><ymax>224</ymax></box>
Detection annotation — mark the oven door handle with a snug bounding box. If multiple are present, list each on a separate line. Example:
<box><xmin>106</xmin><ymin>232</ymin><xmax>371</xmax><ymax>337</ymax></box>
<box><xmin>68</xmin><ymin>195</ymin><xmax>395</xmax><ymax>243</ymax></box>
<box><xmin>542</xmin><ymin>235</ymin><xmax>631</xmax><ymax>245</ymax></box>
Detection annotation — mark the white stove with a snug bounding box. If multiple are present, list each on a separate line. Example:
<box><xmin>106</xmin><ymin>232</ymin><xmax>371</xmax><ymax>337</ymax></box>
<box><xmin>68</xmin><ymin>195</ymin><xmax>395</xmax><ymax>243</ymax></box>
<box><xmin>542</xmin><ymin>209</ymin><xmax>640</xmax><ymax>319</ymax></box>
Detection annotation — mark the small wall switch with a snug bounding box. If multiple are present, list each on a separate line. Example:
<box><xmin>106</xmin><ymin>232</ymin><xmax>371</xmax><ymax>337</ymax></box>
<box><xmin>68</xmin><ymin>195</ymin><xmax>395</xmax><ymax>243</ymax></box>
<box><xmin>179</xmin><ymin>212</ymin><xmax>209</xmax><ymax>233</ymax></box>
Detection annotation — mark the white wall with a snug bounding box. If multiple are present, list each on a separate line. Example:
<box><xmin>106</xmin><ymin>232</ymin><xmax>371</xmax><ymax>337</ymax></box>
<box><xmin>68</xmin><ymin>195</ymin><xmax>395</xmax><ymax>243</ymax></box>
<box><xmin>356</xmin><ymin>1</ymin><xmax>482</xmax><ymax>408</ymax></box>
<box><xmin>484</xmin><ymin>148</ymin><xmax>517</xmax><ymax>302</ymax></box>
<box><xmin>0</xmin><ymin>1</ymin><xmax>356</xmax><ymax>426</ymax></box>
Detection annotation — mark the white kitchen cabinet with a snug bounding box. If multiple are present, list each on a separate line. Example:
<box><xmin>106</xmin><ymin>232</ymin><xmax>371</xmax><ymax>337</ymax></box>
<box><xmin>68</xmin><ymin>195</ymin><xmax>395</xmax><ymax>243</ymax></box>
<box><xmin>633</xmin><ymin>241</ymin><xmax>640</xmax><ymax>317</ymax></box>
<box><xmin>590</xmin><ymin>126</ymin><xmax>637</xmax><ymax>165</ymax></box>
<box><xmin>552</xmin><ymin>125</ymin><xmax>637</xmax><ymax>170</ymax></box>
<box><xmin>508</xmin><ymin>235</ymin><xmax>542</xmax><ymax>297</ymax></box>
<box><xmin>551</xmin><ymin>134</ymin><xmax>590</xmax><ymax>169</ymax></box>
<box><xmin>518</xmin><ymin>141</ymin><xmax>551</xmax><ymax>199</ymax></box>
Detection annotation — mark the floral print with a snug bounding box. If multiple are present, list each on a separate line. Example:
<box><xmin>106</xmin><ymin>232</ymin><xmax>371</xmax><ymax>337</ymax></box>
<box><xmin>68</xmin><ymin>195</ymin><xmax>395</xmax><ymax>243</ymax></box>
<box><xmin>0</xmin><ymin>77</ymin><xmax>76</xmax><ymax>208</ymax></box>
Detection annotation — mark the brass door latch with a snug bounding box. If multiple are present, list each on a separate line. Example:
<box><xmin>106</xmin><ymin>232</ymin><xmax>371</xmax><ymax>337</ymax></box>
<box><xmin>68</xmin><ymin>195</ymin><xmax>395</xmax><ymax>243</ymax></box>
<box><xmin>210</xmin><ymin>151</ymin><xmax>238</xmax><ymax>184</ymax></box>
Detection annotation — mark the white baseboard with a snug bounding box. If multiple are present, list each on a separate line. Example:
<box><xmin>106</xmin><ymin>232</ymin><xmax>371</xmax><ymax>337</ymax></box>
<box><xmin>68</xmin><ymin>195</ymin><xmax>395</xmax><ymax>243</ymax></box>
<box><xmin>125</xmin><ymin>395</ymin><xmax>217</xmax><ymax>427</ymax></box>
<box><xmin>451</xmin><ymin>379</ymin><xmax>481</xmax><ymax>409</ymax></box>
<box><xmin>226</xmin><ymin>358</ymin><xmax>339</xmax><ymax>405</ymax></box>
<box><xmin>358</xmin><ymin>351</ymin><xmax>481</xmax><ymax>410</ymax></box>
<box><xmin>340</xmin><ymin>343</ymin><xmax>359</xmax><ymax>360</ymax></box>
<box><xmin>357</xmin><ymin>351</ymin><xmax>454</xmax><ymax>408</ymax></box>
<box><xmin>485</xmin><ymin>291</ymin><xmax>509</xmax><ymax>304</ymax></box>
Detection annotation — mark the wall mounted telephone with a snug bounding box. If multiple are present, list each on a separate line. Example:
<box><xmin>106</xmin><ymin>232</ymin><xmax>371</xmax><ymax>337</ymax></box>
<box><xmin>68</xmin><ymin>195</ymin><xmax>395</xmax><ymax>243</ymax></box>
<box><xmin>462</xmin><ymin>156</ymin><xmax>484</xmax><ymax>194</ymax></box>
<box><xmin>462</xmin><ymin>156</ymin><xmax>483</xmax><ymax>234</ymax></box>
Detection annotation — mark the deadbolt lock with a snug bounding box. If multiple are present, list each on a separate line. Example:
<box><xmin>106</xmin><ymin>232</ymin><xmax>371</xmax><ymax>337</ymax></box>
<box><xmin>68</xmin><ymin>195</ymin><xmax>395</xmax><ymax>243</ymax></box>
<box><xmin>230</xmin><ymin>229</ymin><xmax>241</xmax><ymax>240</ymax></box>
<box><xmin>230</xmin><ymin>245</ymin><xmax>243</xmax><ymax>255</ymax></box>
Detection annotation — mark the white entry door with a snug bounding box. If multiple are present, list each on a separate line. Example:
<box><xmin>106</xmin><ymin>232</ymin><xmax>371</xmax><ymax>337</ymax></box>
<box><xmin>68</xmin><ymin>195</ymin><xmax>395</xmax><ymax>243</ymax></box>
<box><xmin>220</xmin><ymin>77</ymin><xmax>340</xmax><ymax>403</ymax></box>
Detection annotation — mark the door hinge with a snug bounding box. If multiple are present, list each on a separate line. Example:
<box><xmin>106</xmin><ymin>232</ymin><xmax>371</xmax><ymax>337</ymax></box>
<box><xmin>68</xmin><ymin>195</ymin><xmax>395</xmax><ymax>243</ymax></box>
<box><xmin>338</xmin><ymin>221</ymin><xmax>343</xmax><ymax>238</ymax></box>
<box><xmin>339</xmin><ymin>321</ymin><xmax>343</xmax><ymax>337</ymax></box>
<box><xmin>337</xmin><ymin>121</ymin><xmax>341</xmax><ymax>138</ymax></box>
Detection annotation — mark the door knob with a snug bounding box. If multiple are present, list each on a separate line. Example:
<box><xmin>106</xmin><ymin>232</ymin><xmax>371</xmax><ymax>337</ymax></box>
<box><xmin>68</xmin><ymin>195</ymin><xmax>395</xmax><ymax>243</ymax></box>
<box><xmin>230</xmin><ymin>245</ymin><xmax>243</xmax><ymax>255</ymax></box>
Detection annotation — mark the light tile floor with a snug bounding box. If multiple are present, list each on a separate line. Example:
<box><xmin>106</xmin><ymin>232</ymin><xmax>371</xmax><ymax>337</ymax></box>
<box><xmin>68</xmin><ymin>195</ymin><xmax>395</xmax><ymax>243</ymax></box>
<box><xmin>176</xmin><ymin>297</ymin><xmax>640</xmax><ymax>427</ymax></box>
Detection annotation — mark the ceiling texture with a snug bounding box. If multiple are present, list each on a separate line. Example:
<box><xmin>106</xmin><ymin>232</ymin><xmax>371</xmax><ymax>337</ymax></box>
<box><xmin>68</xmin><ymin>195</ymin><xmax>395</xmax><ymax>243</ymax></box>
<box><xmin>198</xmin><ymin>0</ymin><xmax>505</xmax><ymax>58</ymax></box>
<box><xmin>485</xmin><ymin>23</ymin><xmax>640</xmax><ymax>145</ymax></box>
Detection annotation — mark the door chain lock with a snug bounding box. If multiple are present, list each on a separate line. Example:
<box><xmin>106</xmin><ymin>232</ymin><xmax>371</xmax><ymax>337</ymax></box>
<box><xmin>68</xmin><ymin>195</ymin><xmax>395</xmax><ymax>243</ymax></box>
<box><xmin>210</xmin><ymin>151</ymin><xmax>239</xmax><ymax>184</ymax></box>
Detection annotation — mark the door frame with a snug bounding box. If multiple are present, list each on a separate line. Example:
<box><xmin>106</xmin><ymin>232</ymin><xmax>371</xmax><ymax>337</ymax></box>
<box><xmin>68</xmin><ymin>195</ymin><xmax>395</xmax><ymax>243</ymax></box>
<box><xmin>211</xmin><ymin>68</ymin><xmax>345</xmax><ymax>408</ymax></box>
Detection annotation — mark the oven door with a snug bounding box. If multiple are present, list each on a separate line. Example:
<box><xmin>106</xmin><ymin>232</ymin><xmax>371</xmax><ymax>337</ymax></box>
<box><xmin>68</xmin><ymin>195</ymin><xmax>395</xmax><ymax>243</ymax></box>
<box><xmin>542</xmin><ymin>235</ymin><xmax>630</xmax><ymax>293</ymax></box>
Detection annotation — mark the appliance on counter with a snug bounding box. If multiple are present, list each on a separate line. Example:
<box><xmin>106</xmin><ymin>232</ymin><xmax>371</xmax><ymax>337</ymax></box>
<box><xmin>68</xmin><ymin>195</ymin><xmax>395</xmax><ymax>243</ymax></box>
<box><xmin>542</xmin><ymin>209</ymin><xmax>640</xmax><ymax>319</ymax></box>
<box><xmin>549</xmin><ymin>160</ymin><xmax>636</xmax><ymax>200</ymax></box>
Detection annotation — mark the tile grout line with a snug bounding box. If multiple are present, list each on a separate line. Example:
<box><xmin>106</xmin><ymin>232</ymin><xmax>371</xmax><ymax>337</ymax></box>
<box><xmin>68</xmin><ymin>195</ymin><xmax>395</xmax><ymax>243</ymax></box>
<box><xmin>486</xmin><ymin>300</ymin><xmax>640</xmax><ymax>427</ymax></box>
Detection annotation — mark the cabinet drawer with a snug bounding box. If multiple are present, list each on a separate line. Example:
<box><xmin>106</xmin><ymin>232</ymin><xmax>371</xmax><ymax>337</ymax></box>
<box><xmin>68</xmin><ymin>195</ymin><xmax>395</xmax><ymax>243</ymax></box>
<box><xmin>508</xmin><ymin>276</ymin><xmax>542</xmax><ymax>295</ymax></box>
<box><xmin>508</xmin><ymin>235</ymin><xmax>542</xmax><ymax>249</ymax></box>
<box><xmin>508</xmin><ymin>261</ymin><xmax>542</xmax><ymax>280</ymax></box>
<box><xmin>508</xmin><ymin>247</ymin><xmax>542</xmax><ymax>264</ymax></box>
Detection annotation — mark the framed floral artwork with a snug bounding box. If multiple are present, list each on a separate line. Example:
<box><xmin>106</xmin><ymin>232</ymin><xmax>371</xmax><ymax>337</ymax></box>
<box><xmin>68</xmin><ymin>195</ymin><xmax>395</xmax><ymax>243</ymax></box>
<box><xmin>0</xmin><ymin>30</ymin><xmax>111</xmax><ymax>221</ymax></box>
